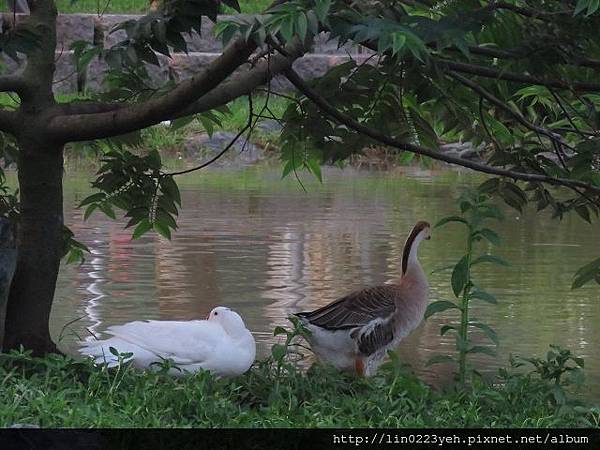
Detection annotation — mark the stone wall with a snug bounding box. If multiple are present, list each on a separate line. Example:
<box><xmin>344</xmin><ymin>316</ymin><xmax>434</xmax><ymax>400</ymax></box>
<box><xmin>1</xmin><ymin>13</ymin><xmax>370</xmax><ymax>94</ymax></box>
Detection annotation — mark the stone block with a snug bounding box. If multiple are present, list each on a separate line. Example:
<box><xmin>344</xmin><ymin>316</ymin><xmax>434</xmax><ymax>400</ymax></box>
<box><xmin>0</xmin><ymin>13</ymin><xmax>94</xmax><ymax>50</ymax></box>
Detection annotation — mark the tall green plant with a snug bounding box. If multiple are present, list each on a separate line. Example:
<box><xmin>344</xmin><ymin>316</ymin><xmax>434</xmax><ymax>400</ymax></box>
<box><xmin>426</xmin><ymin>187</ymin><xmax>508</xmax><ymax>387</ymax></box>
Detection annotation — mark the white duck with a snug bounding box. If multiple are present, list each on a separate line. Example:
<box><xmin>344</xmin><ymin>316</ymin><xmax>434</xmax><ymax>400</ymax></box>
<box><xmin>80</xmin><ymin>306</ymin><xmax>256</xmax><ymax>377</ymax></box>
<box><xmin>295</xmin><ymin>221</ymin><xmax>431</xmax><ymax>377</ymax></box>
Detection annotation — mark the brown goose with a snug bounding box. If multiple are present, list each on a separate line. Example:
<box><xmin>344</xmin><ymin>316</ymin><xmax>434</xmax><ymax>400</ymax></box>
<box><xmin>294</xmin><ymin>221</ymin><xmax>431</xmax><ymax>376</ymax></box>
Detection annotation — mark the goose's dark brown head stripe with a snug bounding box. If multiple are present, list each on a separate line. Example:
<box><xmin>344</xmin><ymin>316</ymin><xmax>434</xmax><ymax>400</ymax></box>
<box><xmin>401</xmin><ymin>221</ymin><xmax>430</xmax><ymax>276</ymax></box>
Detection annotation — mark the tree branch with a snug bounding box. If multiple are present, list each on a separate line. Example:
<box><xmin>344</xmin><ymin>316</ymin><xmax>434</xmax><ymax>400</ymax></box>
<box><xmin>283</xmin><ymin>67</ymin><xmax>600</xmax><ymax>194</ymax></box>
<box><xmin>46</xmin><ymin>38</ymin><xmax>258</xmax><ymax>142</ymax></box>
<box><xmin>436</xmin><ymin>59</ymin><xmax>600</xmax><ymax>92</ymax></box>
<box><xmin>446</xmin><ymin>70</ymin><xmax>568</xmax><ymax>146</ymax></box>
<box><xmin>171</xmin><ymin>39</ymin><xmax>306</xmax><ymax>119</ymax></box>
<box><xmin>361</xmin><ymin>38</ymin><xmax>600</xmax><ymax>91</ymax></box>
<box><xmin>0</xmin><ymin>75</ymin><xmax>26</xmax><ymax>95</ymax></box>
<box><xmin>491</xmin><ymin>1</ymin><xmax>572</xmax><ymax>21</ymax></box>
<box><xmin>448</xmin><ymin>45</ymin><xmax>600</xmax><ymax>70</ymax></box>
<box><xmin>56</xmin><ymin>38</ymin><xmax>307</xmax><ymax>125</ymax></box>
<box><xmin>0</xmin><ymin>109</ymin><xmax>18</xmax><ymax>134</ymax></box>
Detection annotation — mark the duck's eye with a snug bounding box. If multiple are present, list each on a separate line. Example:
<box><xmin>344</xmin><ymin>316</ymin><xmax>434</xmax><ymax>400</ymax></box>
<box><xmin>214</xmin><ymin>312</ymin><xmax>218</xmax><ymax>316</ymax></box>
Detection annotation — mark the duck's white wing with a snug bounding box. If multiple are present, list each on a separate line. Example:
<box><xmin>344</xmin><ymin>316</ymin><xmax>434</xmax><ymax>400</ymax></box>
<box><xmin>105</xmin><ymin>320</ymin><xmax>226</xmax><ymax>365</ymax></box>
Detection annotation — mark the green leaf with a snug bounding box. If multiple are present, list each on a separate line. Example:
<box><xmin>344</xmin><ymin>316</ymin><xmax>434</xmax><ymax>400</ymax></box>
<box><xmin>79</xmin><ymin>192</ymin><xmax>105</xmax><ymax>207</ymax></box>
<box><xmin>156</xmin><ymin>209</ymin><xmax>178</xmax><ymax>230</ymax></box>
<box><xmin>575</xmin><ymin>205</ymin><xmax>591</xmax><ymax>223</ymax></box>
<box><xmin>426</xmin><ymin>354</ymin><xmax>454</xmax><ymax>366</ymax></box>
<box><xmin>98</xmin><ymin>203</ymin><xmax>117</xmax><ymax>220</ymax></box>
<box><xmin>391</xmin><ymin>33</ymin><xmax>406</xmax><ymax>55</ymax></box>
<box><xmin>84</xmin><ymin>204</ymin><xmax>98</xmax><ymax>221</ymax></box>
<box><xmin>451</xmin><ymin>255</ymin><xmax>469</xmax><ymax>297</ymax></box>
<box><xmin>296</xmin><ymin>12</ymin><xmax>308</xmax><ymax>41</ymax></box>
<box><xmin>478</xmin><ymin>178</ymin><xmax>500</xmax><ymax>194</ymax></box>
<box><xmin>471</xmin><ymin>254</ymin><xmax>510</xmax><ymax>267</ymax></box>
<box><xmin>477</xmin><ymin>204</ymin><xmax>504</xmax><ymax>221</ymax></box>
<box><xmin>499</xmin><ymin>182</ymin><xmax>527</xmax><ymax>213</ymax></box>
<box><xmin>440</xmin><ymin>325</ymin><xmax>456</xmax><ymax>336</ymax></box>
<box><xmin>435</xmin><ymin>216</ymin><xmax>468</xmax><ymax>228</ymax></box>
<box><xmin>306</xmin><ymin>157</ymin><xmax>322</xmax><ymax>182</ymax></box>
<box><xmin>273</xmin><ymin>326</ymin><xmax>288</xmax><ymax>336</ymax></box>
<box><xmin>470</xmin><ymin>322</ymin><xmax>499</xmax><ymax>345</ymax></box>
<box><xmin>271</xmin><ymin>343</ymin><xmax>287</xmax><ymax>361</ymax></box>
<box><xmin>153</xmin><ymin>221</ymin><xmax>172</xmax><ymax>240</ymax></box>
<box><xmin>587</xmin><ymin>0</ymin><xmax>600</xmax><ymax>16</ymax></box>
<box><xmin>575</xmin><ymin>0</ymin><xmax>590</xmax><ymax>15</ymax></box>
<box><xmin>572</xmin><ymin>257</ymin><xmax>600</xmax><ymax>289</ymax></box>
<box><xmin>314</xmin><ymin>0</ymin><xmax>331</xmax><ymax>23</ymax></box>
<box><xmin>424</xmin><ymin>300</ymin><xmax>460</xmax><ymax>319</ymax></box>
<box><xmin>475</xmin><ymin>228</ymin><xmax>502</xmax><ymax>246</ymax></box>
<box><xmin>467</xmin><ymin>346</ymin><xmax>497</xmax><ymax>357</ymax></box>
<box><xmin>222</xmin><ymin>0</ymin><xmax>241</xmax><ymax>12</ymax></box>
<box><xmin>170</xmin><ymin>116</ymin><xmax>195</xmax><ymax>132</ymax></box>
<box><xmin>552</xmin><ymin>384</ymin><xmax>566</xmax><ymax>404</ymax></box>
<box><xmin>132</xmin><ymin>219</ymin><xmax>153</xmax><ymax>239</ymax></box>
<box><xmin>160</xmin><ymin>176</ymin><xmax>182</xmax><ymax>206</ymax></box>
<box><xmin>280</xmin><ymin>16</ymin><xmax>295</xmax><ymax>43</ymax></box>
<box><xmin>470</xmin><ymin>288</ymin><xmax>498</xmax><ymax>304</ymax></box>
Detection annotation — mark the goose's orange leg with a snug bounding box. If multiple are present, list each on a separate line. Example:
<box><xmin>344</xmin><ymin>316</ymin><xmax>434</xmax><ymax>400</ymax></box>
<box><xmin>354</xmin><ymin>357</ymin><xmax>365</xmax><ymax>377</ymax></box>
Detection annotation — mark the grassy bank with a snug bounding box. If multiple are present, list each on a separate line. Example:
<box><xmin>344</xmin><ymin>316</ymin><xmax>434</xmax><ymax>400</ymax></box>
<box><xmin>0</xmin><ymin>346</ymin><xmax>597</xmax><ymax>428</ymax></box>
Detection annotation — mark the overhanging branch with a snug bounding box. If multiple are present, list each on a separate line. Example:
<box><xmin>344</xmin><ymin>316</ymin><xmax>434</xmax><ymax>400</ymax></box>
<box><xmin>55</xmin><ymin>38</ymin><xmax>307</xmax><ymax>128</ymax></box>
<box><xmin>171</xmin><ymin>39</ymin><xmax>306</xmax><ymax>119</ymax></box>
<box><xmin>46</xmin><ymin>37</ymin><xmax>258</xmax><ymax>142</ymax></box>
<box><xmin>283</xmin><ymin>67</ymin><xmax>600</xmax><ymax>194</ymax></box>
<box><xmin>449</xmin><ymin>45</ymin><xmax>600</xmax><ymax>70</ymax></box>
<box><xmin>0</xmin><ymin>75</ymin><xmax>26</xmax><ymax>95</ymax></box>
<box><xmin>436</xmin><ymin>59</ymin><xmax>600</xmax><ymax>92</ymax></box>
<box><xmin>360</xmin><ymin>38</ymin><xmax>600</xmax><ymax>91</ymax></box>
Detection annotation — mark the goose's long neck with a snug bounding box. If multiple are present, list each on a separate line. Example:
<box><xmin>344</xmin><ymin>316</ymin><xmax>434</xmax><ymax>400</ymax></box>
<box><xmin>401</xmin><ymin>233</ymin><xmax>427</xmax><ymax>288</ymax></box>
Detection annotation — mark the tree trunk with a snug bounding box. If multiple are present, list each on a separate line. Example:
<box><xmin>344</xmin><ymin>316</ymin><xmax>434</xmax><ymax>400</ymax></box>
<box><xmin>0</xmin><ymin>218</ymin><xmax>17</xmax><ymax>350</ymax></box>
<box><xmin>4</xmin><ymin>138</ymin><xmax>64</xmax><ymax>355</ymax></box>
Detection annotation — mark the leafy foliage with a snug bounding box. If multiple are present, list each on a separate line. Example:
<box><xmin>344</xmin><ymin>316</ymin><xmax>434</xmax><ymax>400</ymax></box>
<box><xmin>426</xmin><ymin>185</ymin><xmax>507</xmax><ymax>387</ymax></box>
<box><xmin>80</xmin><ymin>143</ymin><xmax>181</xmax><ymax>240</ymax></box>
<box><xmin>506</xmin><ymin>345</ymin><xmax>586</xmax><ymax>413</ymax></box>
<box><xmin>279</xmin><ymin>57</ymin><xmax>438</xmax><ymax>177</ymax></box>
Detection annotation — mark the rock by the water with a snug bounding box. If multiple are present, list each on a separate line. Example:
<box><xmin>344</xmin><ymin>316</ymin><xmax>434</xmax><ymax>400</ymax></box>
<box><xmin>9</xmin><ymin>423</ymin><xmax>40</xmax><ymax>428</ymax></box>
<box><xmin>439</xmin><ymin>142</ymin><xmax>485</xmax><ymax>162</ymax></box>
<box><xmin>257</xmin><ymin>119</ymin><xmax>283</xmax><ymax>134</ymax></box>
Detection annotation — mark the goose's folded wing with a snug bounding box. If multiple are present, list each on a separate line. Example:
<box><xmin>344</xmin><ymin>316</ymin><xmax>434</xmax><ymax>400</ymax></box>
<box><xmin>106</xmin><ymin>320</ymin><xmax>224</xmax><ymax>364</ymax></box>
<box><xmin>351</xmin><ymin>317</ymin><xmax>396</xmax><ymax>357</ymax></box>
<box><xmin>296</xmin><ymin>285</ymin><xmax>397</xmax><ymax>330</ymax></box>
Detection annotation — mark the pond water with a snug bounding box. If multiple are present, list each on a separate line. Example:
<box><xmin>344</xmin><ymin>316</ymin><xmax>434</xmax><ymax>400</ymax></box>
<box><xmin>53</xmin><ymin>166</ymin><xmax>600</xmax><ymax>399</ymax></box>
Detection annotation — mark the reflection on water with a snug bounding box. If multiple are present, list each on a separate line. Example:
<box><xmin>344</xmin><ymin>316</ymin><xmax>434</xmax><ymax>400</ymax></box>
<box><xmin>54</xmin><ymin>167</ymin><xmax>600</xmax><ymax>398</ymax></box>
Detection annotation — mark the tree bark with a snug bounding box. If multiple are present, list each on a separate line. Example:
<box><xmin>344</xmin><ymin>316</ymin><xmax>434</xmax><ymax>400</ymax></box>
<box><xmin>0</xmin><ymin>218</ymin><xmax>17</xmax><ymax>350</ymax></box>
<box><xmin>3</xmin><ymin>138</ymin><xmax>63</xmax><ymax>355</ymax></box>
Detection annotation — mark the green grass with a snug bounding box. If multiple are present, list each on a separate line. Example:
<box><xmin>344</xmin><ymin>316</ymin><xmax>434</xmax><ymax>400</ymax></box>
<box><xmin>0</xmin><ymin>0</ymin><xmax>272</xmax><ymax>14</ymax></box>
<box><xmin>0</xmin><ymin>346</ymin><xmax>597</xmax><ymax>428</ymax></box>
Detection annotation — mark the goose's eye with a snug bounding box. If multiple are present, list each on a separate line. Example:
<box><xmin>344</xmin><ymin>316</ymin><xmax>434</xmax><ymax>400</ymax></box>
<box><xmin>214</xmin><ymin>312</ymin><xmax>218</xmax><ymax>316</ymax></box>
